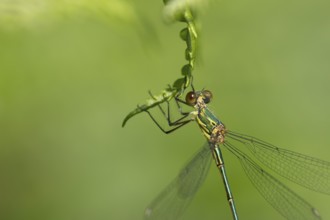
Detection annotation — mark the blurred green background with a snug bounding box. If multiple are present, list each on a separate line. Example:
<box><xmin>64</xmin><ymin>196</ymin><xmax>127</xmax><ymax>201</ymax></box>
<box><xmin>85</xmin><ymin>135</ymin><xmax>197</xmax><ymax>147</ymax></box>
<box><xmin>0</xmin><ymin>0</ymin><xmax>330</xmax><ymax>219</ymax></box>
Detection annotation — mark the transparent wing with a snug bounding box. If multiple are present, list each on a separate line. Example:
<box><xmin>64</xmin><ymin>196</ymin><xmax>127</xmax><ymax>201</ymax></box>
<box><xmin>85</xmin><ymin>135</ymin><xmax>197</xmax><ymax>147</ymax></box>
<box><xmin>227</xmin><ymin>131</ymin><xmax>330</xmax><ymax>194</ymax></box>
<box><xmin>224</xmin><ymin>141</ymin><xmax>322</xmax><ymax>220</ymax></box>
<box><xmin>144</xmin><ymin>142</ymin><xmax>212</xmax><ymax>220</ymax></box>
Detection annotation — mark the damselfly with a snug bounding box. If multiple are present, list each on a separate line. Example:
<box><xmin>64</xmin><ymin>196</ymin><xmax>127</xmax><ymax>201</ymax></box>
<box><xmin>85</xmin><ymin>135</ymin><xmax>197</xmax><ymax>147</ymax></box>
<box><xmin>136</xmin><ymin>88</ymin><xmax>330</xmax><ymax>220</ymax></box>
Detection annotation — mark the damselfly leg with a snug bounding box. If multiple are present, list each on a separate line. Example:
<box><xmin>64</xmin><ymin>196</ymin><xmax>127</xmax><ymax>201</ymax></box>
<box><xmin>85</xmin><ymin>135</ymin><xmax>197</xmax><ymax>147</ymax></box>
<box><xmin>142</xmin><ymin>90</ymin><xmax>194</xmax><ymax>134</ymax></box>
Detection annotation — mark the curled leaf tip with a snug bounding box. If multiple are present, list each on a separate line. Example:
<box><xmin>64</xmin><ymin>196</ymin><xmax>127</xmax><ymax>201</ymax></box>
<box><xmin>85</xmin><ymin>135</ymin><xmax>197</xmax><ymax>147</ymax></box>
<box><xmin>122</xmin><ymin>118</ymin><xmax>128</xmax><ymax>127</ymax></box>
<box><xmin>122</xmin><ymin>114</ymin><xmax>131</xmax><ymax>127</ymax></box>
<box><xmin>122</xmin><ymin>106</ymin><xmax>145</xmax><ymax>127</ymax></box>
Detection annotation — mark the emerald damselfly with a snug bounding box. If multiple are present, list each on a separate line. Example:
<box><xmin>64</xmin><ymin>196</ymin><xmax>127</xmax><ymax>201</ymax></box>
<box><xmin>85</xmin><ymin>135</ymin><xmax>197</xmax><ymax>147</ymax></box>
<box><xmin>129</xmin><ymin>89</ymin><xmax>330</xmax><ymax>220</ymax></box>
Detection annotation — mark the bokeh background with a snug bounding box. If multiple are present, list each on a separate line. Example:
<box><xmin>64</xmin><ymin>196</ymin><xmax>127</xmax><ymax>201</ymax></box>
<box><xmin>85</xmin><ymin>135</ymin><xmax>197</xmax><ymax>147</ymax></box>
<box><xmin>1</xmin><ymin>0</ymin><xmax>330</xmax><ymax>219</ymax></box>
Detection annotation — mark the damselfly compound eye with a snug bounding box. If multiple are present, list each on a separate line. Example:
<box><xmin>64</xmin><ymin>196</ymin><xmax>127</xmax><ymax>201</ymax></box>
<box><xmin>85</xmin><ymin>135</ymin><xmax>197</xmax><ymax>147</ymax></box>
<box><xmin>185</xmin><ymin>91</ymin><xmax>197</xmax><ymax>106</ymax></box>
<box><xmin>203</xmin><ymin>90</ymin><xmax>213</xmax><ymax>104</ymax></box>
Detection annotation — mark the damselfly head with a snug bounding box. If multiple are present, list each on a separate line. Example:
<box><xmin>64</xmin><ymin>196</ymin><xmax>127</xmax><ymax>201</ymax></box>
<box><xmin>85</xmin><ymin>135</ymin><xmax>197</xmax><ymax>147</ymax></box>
<box><xmin>185</xmin><ymin>90</ymin><xmax>213</xmax><ymax>106</ymax></box>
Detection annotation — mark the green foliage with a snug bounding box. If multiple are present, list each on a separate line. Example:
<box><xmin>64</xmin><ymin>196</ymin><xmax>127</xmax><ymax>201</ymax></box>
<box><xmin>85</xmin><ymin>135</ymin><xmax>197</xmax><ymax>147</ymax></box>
<box><xmin>0</xmin><ymin>0</ymin><xmax>138</xmax><ymax>30</ymax></box>
<box><xmin>122</xmin><ymin>0</ymin><xmax>202</xmax><ymax>127</ymax></box>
